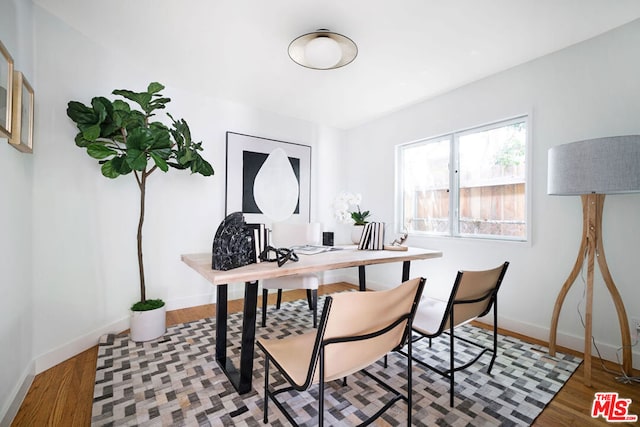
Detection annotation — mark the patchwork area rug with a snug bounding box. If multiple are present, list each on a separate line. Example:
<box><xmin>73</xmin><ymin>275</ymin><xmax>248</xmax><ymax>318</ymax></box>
<box><xmin>92</xmin><ymin>296</ymin><xmax>581</xmax><ymax>426</ymax></box>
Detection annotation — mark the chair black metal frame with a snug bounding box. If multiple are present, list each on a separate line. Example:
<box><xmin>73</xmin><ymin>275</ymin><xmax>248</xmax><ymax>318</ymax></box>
<box><xmin>258</xmin><ymin>277</ymin><xmax>426</xmax><ymax>426</ymax></box>
<box><xmin>400</xmin><ymin>262</ymin><xmax>509</xmax><ymax>407</ymax></box>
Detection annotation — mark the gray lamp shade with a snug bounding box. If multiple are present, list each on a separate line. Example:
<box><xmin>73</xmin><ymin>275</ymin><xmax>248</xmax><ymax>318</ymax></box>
<box><xmin>547</xmin><ymin>135</ymin><xmax>640</xmax><ymax>195</ymax></box>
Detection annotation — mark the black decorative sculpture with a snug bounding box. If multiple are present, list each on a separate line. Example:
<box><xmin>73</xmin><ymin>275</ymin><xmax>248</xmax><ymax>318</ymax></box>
<box><xmin>212</xmin><ymin>212</ymin><xmax>255</xmax><ymax>270</ymax></box>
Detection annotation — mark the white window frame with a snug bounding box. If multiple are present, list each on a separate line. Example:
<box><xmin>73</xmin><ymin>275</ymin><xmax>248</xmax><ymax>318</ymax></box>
<box><xmin>395</xmin><ymin>115</ymin><xmax>531</xmax><ymax>242</ymax></box>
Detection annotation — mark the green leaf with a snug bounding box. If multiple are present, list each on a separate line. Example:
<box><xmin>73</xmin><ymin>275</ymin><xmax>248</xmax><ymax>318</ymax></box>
<box><xmin>190</xmin><ymin>152</ymin><xmax>214</xmax><ymax>176</ymax></box>
<box><xmin>126</xmin><ymin>127</ymin><xmax>154</xmax><ymax>150</ymax></box>
<box><xmin>171</xmin><ymin>117</ymin><xmax>192</xmax><ymax>145</ymax></box>
<box><xmin>74</xmin><ymin>133</ymin><xmax>92</xmax><ymax>147</ymax></box>
<box><xmin>199</xmin><ymin>160</ymin><xmax>214</xmax><ymax>176</ymax></box>
<box><xmin>148</xmin><ymin>97</ymin><xmax>170</xmax><ymax>111</ymax></box>
<box><xmin>178</xmin><ymin>149</ymin><xmax>194</xmax><ymax>164</ymax></box>
<box><xmin>111</xmin><ymin>155</ymin><xmax>132</xmax><ymax>175</ymax></box>
<box><xmin>79</xmin><ymin>123</ymin><xmax>101</xmax><ymax>141</ymax></box>
<box><xmin>151</xmin><ymin>147</ymin><xmax>171</xmax><ymax>159</ymax></box>
<box><xmin>91</xmin><ymin>97</ymin><xmax>110</xmax><ymax>123</ymax></box>
<box><xmin>101</xmin><ymin>159</ymin><xmax>121</xmax><ymax>178</ymax></box>
<box><xmin>166</xmin><ymin>161</ymin><xmax>187</xmax><ymax>170</ymax></box>
<box><xmin>89</xmin><ymin>97</ymin><xmax>121</xmax><ymax>138</ymax></box>
<box><xmin>147</xmin><ymin>82</ymin><xmax>165</xmax><ymax>94</ymax></box>
<box><xmin>100</xmin><ymin>121</ymin><xmax>121</xmax><ymax>139</ymax></box>
<box><xmin>149</xmin><ymin>125</ymin><xmax>172</xmax><ymax>149</ymax></box>
<box><xmin>150</xmin><ymin>151</ymin><xmax>169</xmax><ymax>172</ymax></box>
<box><xmin>126</xmin><ymin>148</ymin><xmax>148</xmax><ymax>171</ymax></box>
<box><xmin>66</xmin><ymin>101</ymin><xmax>97</xmax><ymax>124</ymax></box>
<box><xmin>87</xmin><ymin>143</ymin><xmax>117</xmax><ymax>159</ymax></box>
<box><xmin>149</xmin><ymin>121</ymin><xmax>169</xmax><ymax>131</ymax></box>
<box><xmin>120</xmin><ymin>110</ymin><xmax>146</xmax><ymax>131</ymax></box>
<box><xmin>170</xmin><ymin>129</ymin><xmax>184</xmax><ymax>150</ymax></box>
<box><xmin>112</xmin><ymin>99</ymin><xmax>131</xmax><ymax>112</ymax></box>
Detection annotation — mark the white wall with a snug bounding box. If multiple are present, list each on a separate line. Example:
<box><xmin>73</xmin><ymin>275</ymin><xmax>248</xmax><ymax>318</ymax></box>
<box><xmin>0</xmin><ymin>0</ymin><xmax>35</xmax><ymax>424</ymax></box>
<box><xmin>343</xmin><ymin>19</ymin><xmax>640</xmax><ymax>368</ymax></box>
<box><xmin>27</xmin><ymin>5</ymin><xmax>345</xmax><ymax>373</ymax></box>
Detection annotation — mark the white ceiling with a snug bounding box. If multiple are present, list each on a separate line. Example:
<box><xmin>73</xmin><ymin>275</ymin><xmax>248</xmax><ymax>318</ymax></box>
<box><xmin>36</xmin><ymin>0</ymin><xmax>640</xmax><ymax>129</ymax></box>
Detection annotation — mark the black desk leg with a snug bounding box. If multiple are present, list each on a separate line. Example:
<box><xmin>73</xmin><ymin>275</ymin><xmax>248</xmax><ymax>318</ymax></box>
<box><xmin>402</xmin><ymin>261</ymin><xmax>411</xmax><ymax>282</ymax></box>
<box><xmin>215</xmin><ymin>284</ymin><xmax>228</xmax><ymax>362</ymax></box>
<box><xmin>215</xmin><ymin>281</ymin><xmax>259</xmax><ymax>395</ymax></box>
<box><xmin>239</xmin><ymin>280</ymin><xmax>259</xmax><ymax>391</ymax></box>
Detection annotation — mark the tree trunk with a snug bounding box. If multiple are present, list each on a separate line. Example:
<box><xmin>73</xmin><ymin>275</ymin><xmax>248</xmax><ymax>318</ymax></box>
<box><xmin>138</xmin><ymin>171</ymin><xmax>147</xmax><ymax>303</ymax></box>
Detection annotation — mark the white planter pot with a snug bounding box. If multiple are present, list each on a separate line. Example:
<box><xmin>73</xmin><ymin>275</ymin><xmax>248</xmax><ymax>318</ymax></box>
<box><xmin>351</xmin><ymin>224</ymin><xmax>365</xmax><ymax>244</ymax></box>
<box><xmin>130</xmin><ymin>305</ymin><xmax>166</xmax><ymax>342</ymax></box>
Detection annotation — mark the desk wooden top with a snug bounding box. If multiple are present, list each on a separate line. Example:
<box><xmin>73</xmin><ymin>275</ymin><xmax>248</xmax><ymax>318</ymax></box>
<box><xmin>181</xmin><ymin>246</ymin><xmax>442</xmax><ymax>285</ymax></box>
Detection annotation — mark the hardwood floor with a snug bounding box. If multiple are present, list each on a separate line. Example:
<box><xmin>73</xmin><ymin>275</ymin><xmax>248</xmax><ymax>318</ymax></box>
<box><xmin>11</xmin><ymin>282</ymin><xmax>640</xmax><ymax>426</ymax></box>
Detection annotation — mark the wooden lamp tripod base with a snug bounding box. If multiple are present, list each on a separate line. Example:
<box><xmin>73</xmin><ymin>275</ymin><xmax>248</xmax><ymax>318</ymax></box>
<box><xmin>548</xmin><ymin>193</ymin><xmax>633</xmax><ymax>385</ymax></box>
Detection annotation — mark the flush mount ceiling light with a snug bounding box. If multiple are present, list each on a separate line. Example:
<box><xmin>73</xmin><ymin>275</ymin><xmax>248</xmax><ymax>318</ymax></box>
<box><xmin>288</xmin><ymin>29</ymin><xmax>358</xmax><ymax>70</ymax></box>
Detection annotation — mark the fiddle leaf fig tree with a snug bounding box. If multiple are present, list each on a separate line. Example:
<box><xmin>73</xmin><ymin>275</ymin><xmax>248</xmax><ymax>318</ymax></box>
<box><xmin>66</xmin><ymin>82</ymin><xmax>214</xmax><ymax>310</ymax></box>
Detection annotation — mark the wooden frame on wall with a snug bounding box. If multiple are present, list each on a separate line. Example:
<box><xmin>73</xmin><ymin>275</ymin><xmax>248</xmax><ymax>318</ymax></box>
<box><xmin>0</xmin><ymin>40</ymin><xmax>14</xmax><ymax>138</ymax></box>
<box><xmin>9</xmin><ymin>71</ymin><xmax>34</xmax><ymax>153</ymax></box>
<box><xmin>225</xmin><ymin>131</ymin><xmax>311</xmax><ymax>224</ymax></box>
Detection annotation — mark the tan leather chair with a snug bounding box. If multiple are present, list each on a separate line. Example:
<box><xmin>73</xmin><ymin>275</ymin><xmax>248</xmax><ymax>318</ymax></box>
<box><xmin>257</xmin><ymin>277</ymin><xmax>426</xmax><ymax>426</ymax></box>
<box><xmin>261</xmin><ymin>222</ymin><xmax>322</xmax><ymax>328</ymax></box>
<box><xmin>406</xmin><ymin>262</ymin><xmax>509</xmax><ymax>407</ymax></box>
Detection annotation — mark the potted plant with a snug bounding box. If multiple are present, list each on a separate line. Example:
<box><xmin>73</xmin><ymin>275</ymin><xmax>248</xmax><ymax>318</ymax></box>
<box><xmin>66</xmin><ymin>82</ymin><xmax>214</xmax><ymax>341</ymax></box>
<box><xmin>333</xmin><ymin>191</ymin><xmax>371</xmax><ymax>243</ymax></box>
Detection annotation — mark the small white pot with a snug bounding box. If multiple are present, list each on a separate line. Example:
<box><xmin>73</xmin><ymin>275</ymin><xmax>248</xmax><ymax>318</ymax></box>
<box><xmin>130</xmin><ymin>305</ymin><xmax>166</xmax><ymax>342</ymax></box>
<box><xmin>351</xmin><ymin>224</ymin><xmax>365</xmax><ymax>244</ymax></box>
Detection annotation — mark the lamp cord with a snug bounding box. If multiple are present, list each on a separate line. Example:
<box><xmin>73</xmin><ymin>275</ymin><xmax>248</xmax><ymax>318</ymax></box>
<box><xmin>575</xmin><ymin>251</ymin><xmax>640</xmax><ymax>384</ymax></box>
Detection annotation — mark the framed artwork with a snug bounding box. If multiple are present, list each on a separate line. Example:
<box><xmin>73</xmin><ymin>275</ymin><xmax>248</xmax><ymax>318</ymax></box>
<box><xmin>225</xmin><ymin>131</ymin><xmax>311</xmax><ymax>224</ymax></box>
<box><xmin>0</xmin><ymin>40</ymin><xmax>14</xmax><ymax>138</ymax></box>
<box><xmin>9</xmin><ymin>71</ymin><xmax>34</xmax><ymax>153</ymax></box>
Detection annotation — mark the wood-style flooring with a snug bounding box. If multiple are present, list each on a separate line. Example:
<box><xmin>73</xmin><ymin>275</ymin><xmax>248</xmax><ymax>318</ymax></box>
<box><xmin>11</xmin><ymin>283</ymin><xmax>640</xmax><ymax>426</ymax></box>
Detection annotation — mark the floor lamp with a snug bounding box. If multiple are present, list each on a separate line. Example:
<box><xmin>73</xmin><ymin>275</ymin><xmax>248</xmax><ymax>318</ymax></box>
<box><xmin>547</xmin><ymin>135</ymin><xmax>640</xmax><ymax>385</ymax></box>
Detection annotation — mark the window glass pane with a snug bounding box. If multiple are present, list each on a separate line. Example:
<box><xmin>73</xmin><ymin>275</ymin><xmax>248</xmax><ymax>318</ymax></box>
<box><xmin>400</xmin><ymin>138</ymin><xmax>450</xmax><ymax>234</ymax></box>
<box><xmin>458</xmin><ymin>121</ymin><xmax>526</xmax><ymax>238</ymax></box>
<box><xmin>396</xmin><ymin>117</ymin><xmax>528</xmax><ymax>241</ymax></box>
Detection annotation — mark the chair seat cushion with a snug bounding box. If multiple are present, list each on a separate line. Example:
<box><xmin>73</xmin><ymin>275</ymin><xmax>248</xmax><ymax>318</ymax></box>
<box><xmin>258</xmin><ymin>332</ymin><xmax>317</xmax><ymax>387</ymax></box>
<box><xmin>413</xmin><ymin>297</ymin><xmax>449</xmax><ymax>336</ymax></box>
<box><xmin>414</xmin><ymin>296</ymin><xmax>480</xmax><ymax>336</ymax></box>
<box><xmin>262</xmin><ymin>274</ymin><xmax>320</xmax><ymax>290</ymax></box>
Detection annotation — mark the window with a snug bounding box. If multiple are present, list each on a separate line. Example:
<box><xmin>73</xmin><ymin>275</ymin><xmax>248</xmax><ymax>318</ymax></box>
<box><xmin>396</xmin><ymin>116</ymin><xmax>528</xmax><ymax>241</ymax></box>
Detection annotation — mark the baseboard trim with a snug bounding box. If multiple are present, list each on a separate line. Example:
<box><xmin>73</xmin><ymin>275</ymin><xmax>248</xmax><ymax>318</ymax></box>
<box><xmin>477</xmin><ymin>313</ymin><xmax>640</xmax><ymax>370</ymax></box>
<box><xmin>0</xmin><ymin>362</ymin><xmax>34</xmax><ymax>427</ymax></box>
<box><xmin>32</xmin><ymin>292</ymin><xmax>217</xmax><ymax>375</ymax></box>
<box><xmin>34</xmin><ymin>317</ymin><xmax>129</xmax><ymax>374</ymax></box>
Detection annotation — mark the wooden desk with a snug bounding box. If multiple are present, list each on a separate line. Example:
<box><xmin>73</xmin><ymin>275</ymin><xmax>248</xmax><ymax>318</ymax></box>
<box><xmin>181</xmin><ymin>246</ymin><xmax>442</xmax><ymax>394</ymax></box>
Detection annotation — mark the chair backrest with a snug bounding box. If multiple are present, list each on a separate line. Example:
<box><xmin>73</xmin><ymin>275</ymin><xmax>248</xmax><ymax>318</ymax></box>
<box><xmin>271</xmin><ymin>222</ymin><xmax>321</xmax><ymax>248</ymax></box>
<box><xmin>440</xmin><ymin>262</ymin><xmax>509</xmax><ymax>331</ymax></box>
<box><xmin>304</xmin><ymin>277</ymin><xmax>425</xmax><ymax>384</ymax></box>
